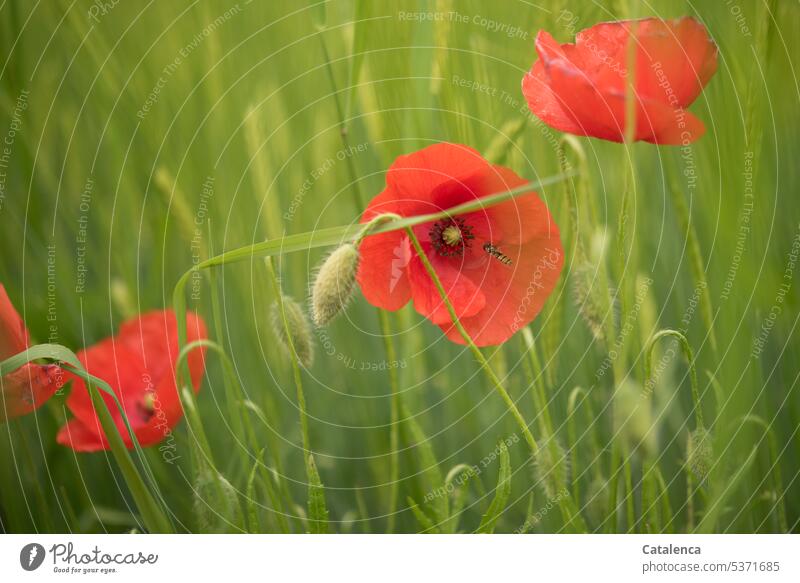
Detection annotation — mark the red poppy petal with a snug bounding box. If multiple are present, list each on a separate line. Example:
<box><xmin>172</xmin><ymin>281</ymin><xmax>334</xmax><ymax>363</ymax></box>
<box><xmin>1</xmin><ymin>364</ymin><xmax>63</xmax><ymax>422</ymax></box>
<box><xmin>544</xmin><ymin>54</ymin><xmax>706</xmax><ymax>144</ymax></box>
<box><xmin>0</xmin><ymin>284</ymin><xmax>29</xmax><ymax>360</ymax></box>
<box><xmin>387</xmin><ymin>143</ymin><xmax>490</xmax><ymax>204</ymax></box>
<box><xmin>118</xmin><ymin>310</ymin><xmax>187</xmax><ymax>382</ymax></box>
<box><xmin>571</xmin><ymin>18</ymin><xmax>717</xmax><ymax>108</ymax></box>
<box><xmin>62</xmin><ymin>310</ymin><xmax>207</xmax><ymax>451</ymax></box>
<box><xmin>480</xmin><ymin>167</ymin><xmax>556</xmax><ymax>245</ymax></box>
<box><xmin>535</xmin><ymin>31</ymin><xmax>625</xmax><ymax>141</ymax></box>
<box><xmin>636</xmin><ymin>100</ymin><xmax>707</xmax><ymax>145</ymax></box>
<box><xmin>628</xmin><ymin>17</ymin><xmax>718</xmax><ymax>106</ymax></box>
<box><xmin>442</xmin><ymin>239</ymin><xmax>564</xmax><ymax>346</ymax></box>
<box><xmin>600</xmin><ymin>89</ymin><xmax>707</xmax><ymax>144</ymax></box>
<box><xmin>356</xmin><ymin>230</ymin><xmax>413</xmax><ymax>311</ymax></box>
<box><xmin>674</xmin><ymin>18</ymin><xmax>718</xmax><ymax>104</ymax></box>
<box><xmin>128</xmin><ymin>360</ymin><xmax>193</xmax><ymax>448</ymax></box>
<box><xmin>573</xmin><ymin>22</ymin><xmax>630</xmax><ymax>95</ymax></box>
<box><xmin>522</xmin><ymin>63</ymin><xmax>585</xmax><ymax>136</ymax></box>
<box><xmin>528</xmin><ymin>19</ymin><xmax>716</xmax><ymax>144</ymax></box>
<box><xmin>185</xmin><ymin>316</ymin><xmax>208</xmax><ymax>390</ymax></box>
<box><xmin>66</xmin><ymin>341</ymin><xmax>146</xmax><ymax>429</ymax></box>
<box><xmin>408</xmin><ymin>252</ymin><xmax>485</xmax><ymax>325</ymax></box>
<box><xmin>361</xmin><ymin>185</ymin><xmax>431</xmax><ymax>222</ymax></box>
<box><xmin>57</xmin><ymin>417</ymin><xmax>107</xmax><ymax>452</ymax></box>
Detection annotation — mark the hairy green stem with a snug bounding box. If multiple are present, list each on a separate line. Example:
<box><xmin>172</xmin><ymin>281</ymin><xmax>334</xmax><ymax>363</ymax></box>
<box><xmin>403</xmin><ymin>227</ymin><xmax>538</xmax><ymax>454</ymax></box>
<box><xmin>645</xmin><ymin>329</ymin><xmax>703</xmax><ymax>428</ymax></box>
<box><xmin>405</xmin><ymin>226</ymin><xmax>586</xmax><ymax>532</ymax></box>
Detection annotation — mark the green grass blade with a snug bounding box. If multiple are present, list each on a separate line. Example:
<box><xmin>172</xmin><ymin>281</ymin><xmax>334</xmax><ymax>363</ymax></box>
<box><xmin>306</xmin><ymin>453</ymin><xmax>330</xmax><ymax>534</ymax></box>
<box><xmin>477</xmin><ymin>440</ymin><xmax>511</xmax><ymax>534</ymax></box>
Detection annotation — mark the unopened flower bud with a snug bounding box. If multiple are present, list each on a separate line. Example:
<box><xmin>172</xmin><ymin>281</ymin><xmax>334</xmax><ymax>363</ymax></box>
<box><xmin>572</xmin><ymin>261</ymin><xmax>605</xmax><ymax>341</ymax></box>
<box><xmin>686</xmin><ymin>427</ymin><xmax>713</xmax><ymax>481</ymax></box>
<box><xmin>585</xmin><ymin>475</ymin><xmax>609</xmax><ymax>526</ymax></box>
<box><xmin>271</xmin><ymin>296</ymin><xmax>314</xmax><ymax>367</ymax></box>
<box><xmin>193</xmin><ymin>468</ymin><xmax>240</xmax><ymax>533</ymax></box>
<box><xmin>310</xmin><ymin>244</ymin><xmax>359</xmax><ymax>326</ymax></box>
<box><xmin>533</xmin><ymin>439</ymin><xmax>569</xmax><ymax>499</ymax></box>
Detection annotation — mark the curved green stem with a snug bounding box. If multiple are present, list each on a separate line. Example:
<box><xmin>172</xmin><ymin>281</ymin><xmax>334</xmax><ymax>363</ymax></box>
<box><xmin>645</xmin><ymin>329</ymin><xmax>703</xmax><ymax>428</ymax></box>
<box><xmin>520</xmin><ymin>328</ymin><xmax>554</xmax><ymax>437</ymax></box>
<box><xmin>175</xmin><ymin>341</ymin><xmax>217</xmax><ymax>465</ymax></box>
<box><xmin>566</xmin><ymin>386</ymin><xmax>602</xmax><ymax>503</ymax></box>
<box><xmin>175</xmin><ymin>174</ymin><xmax>573</xmax><ymax>278</ymax></box>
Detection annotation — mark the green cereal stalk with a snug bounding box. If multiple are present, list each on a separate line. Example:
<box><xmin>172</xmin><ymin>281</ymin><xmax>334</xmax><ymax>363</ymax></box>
<box><xmin>666</xmin><ymin>157</ymin><xmax>718</xmax><ymax>354</ymax></box>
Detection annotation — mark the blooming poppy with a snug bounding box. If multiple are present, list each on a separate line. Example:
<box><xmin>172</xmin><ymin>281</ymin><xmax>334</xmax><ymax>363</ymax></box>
<box><xmin>356</xmin><ymin>142</ymin><xmax>563</xmax><ymax>346</ymax></box>
<box><xmin>522</xmin><ymin>17</ymin><xmax>718</xmax><ymax>144</ymax></box>
<box><xmin>57</xmin><ymin>310</ymin><xmax>207</xmax><ymax>452</ymax></box>
<box><xmin>0</xmin><ymin>284</ymin><xmax>63</xmax><ymax>422</ymax></box>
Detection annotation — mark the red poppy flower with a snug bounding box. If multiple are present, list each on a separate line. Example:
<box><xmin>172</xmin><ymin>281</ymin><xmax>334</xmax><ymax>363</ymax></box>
<box><xmin>522</xmin><ymin>17</ymin><xmax>717</xmax><ymax>144</ymax></box>
<box><xmin>57</xmin><ymin>310</ymin><xmax>207</xmax><ymax>452</ymax></box>
<box><xmin>356</xmin><ymin>142</ymin><xmax>563</xmax><ymax>346</ymax></box>
<box><xmin>0</xmin><ymin>284</ymin><xmax>63</xmax><ymax>422</ymax></box>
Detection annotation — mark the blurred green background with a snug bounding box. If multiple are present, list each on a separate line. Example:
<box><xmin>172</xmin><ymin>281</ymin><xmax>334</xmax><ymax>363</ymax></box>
<box><xmin>0</xmin><ymin>0</ymin><xmax>798</xmax><ymax>533</ymax></box>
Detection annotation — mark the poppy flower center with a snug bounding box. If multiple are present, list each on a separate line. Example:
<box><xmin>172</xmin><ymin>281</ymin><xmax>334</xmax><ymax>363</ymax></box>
<box><xmin>136</xmin><ymin>391</ymin><xmax>157</xmax><ymax>422</ymax></box>
<box><xmin>429</xmin><ymin>217</ymin><xmax>475</xmax><ymax>257</ymax></box>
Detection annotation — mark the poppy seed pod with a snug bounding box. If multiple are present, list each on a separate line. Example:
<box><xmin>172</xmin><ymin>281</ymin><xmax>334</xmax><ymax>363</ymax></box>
<box><xmin>687</xmin><ymin>427</ymin><xmax>713</xmax><ymax>481</ymax></box>
<box><xmin>311</xmin><ymin>243</ymin><xmax>360</xmax><ymax>327</ymax></box>
<box><xmin>270</xmin><ymin>296</ymin><xmax>314</xmax><ymax>367</ymax></box>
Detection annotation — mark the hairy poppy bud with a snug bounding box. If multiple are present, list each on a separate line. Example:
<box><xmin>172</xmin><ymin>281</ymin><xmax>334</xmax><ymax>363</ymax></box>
<box><xmin>533</xmin><ymin>439</ymin><xmax>569</xmax><ymax>499</ymax></box>
<box><xmin>193</xmin><ymin>468</ymin><xmax>240</xmax><ymax>533</ymax></box>
<box><xmin>686</xmin><ymin>427</ymin><xmax>713</xmax><ymax>481</ymax></box>
<box><xmin>586</xmin><ymin>475</ymin><xmax>609</xmax><ymax>526</ymax></box>
<box><xmin>572</xmin><ymin>261</ymin><xmax>605</xmax><ymax>341</ymax></box>
<box><xmin>311</xmin><ymin>243</ymin><xmax>359</xmax><ymax>326</ymax></box>
<box><xmin>573</xmin><ymin>227</ymin><xmax>619</xmax><ymax>342</ymax></box>
<box><xmin>270</xmin><ymin>296</ymin><xmax>314</xmax><ymax>367</ymax></box>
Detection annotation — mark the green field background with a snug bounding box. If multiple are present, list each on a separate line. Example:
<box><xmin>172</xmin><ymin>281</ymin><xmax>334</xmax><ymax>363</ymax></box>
<box><xmin>0</xmin><ymin>0</ymin><xmax>798</xmax><ymax>533</ymax></box>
